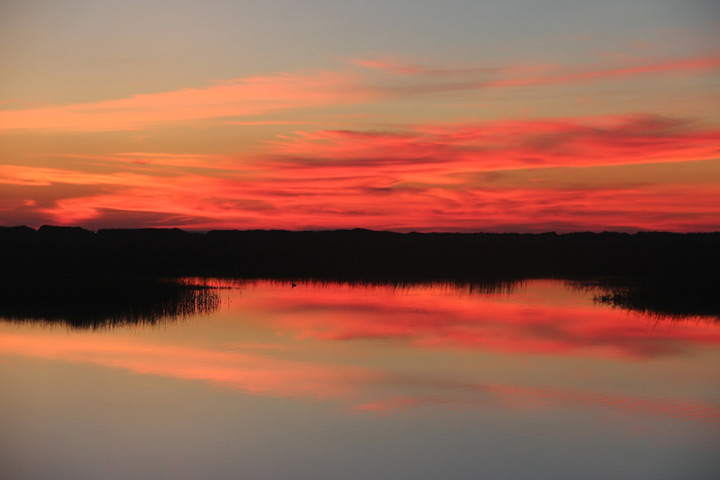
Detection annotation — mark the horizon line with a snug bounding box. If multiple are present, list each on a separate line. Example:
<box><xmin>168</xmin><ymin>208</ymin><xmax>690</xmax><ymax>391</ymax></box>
<box><xmin>2</xmin><ymin>224</ymin><xmax>719</xmax><ymax>236</ymax></box>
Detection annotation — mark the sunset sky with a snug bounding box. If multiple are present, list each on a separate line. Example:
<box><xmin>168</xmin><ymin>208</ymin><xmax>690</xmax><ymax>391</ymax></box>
<box><xmin>1</xmin><ymin>0</ymin><xmax>719</xmax><ymax>232</ymax></box>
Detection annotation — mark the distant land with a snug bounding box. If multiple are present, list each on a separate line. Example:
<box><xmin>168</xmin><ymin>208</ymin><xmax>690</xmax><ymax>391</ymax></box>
<box><xmin>2</xmin><ymin>225</ymin><xmax>719</xmax><ymax>279</ymax></box>
<box><xmin>1</xmin><ymin>225</ymin><xmax>718</xmax><ymax>323</ymax></box>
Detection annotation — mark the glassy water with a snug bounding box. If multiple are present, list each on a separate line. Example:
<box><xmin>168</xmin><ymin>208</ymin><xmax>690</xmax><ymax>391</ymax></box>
<box><xmin>1</xmin><ymin>279</ymin><xmax>719</xmax><ymax>479</ymax></box>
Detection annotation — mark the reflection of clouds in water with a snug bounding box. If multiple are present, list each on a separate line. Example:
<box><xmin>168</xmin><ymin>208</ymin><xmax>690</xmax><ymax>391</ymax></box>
<box><xmin>236</xmin><ymin>281</ymin><xmax>720</xmax><ymax>359</ymax></box>
<box><xmin>2</xmin><ymin>329</ymin><xmax>718</xmax><ymax>425</ymax></box>
<box><xmin>2</xmin><ymin>279</ymin><xmax>720</xmax><ymax>430</ymax></box>
<box><xmin>0</xmin><ymin>332</ymin><xmax>377</xmax><ymax>400</ymax></box>
<box><xmin>354</xmin><ymin>386</ymin><xmax>720</xmax><ymax>426</ymax></box>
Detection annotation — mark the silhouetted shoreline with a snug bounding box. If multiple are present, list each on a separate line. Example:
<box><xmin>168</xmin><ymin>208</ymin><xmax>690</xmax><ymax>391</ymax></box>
<box><xmin>3</xmin><ymin>225</ymin><xmax>718</xmax><ymax>279</ymax></box>
<box><xmin>0</xmin><ymin>273</ymin><xmax>220</xmax><ymax>328</ymax></box>
<box><xmin>1</xmin><ymin>225</ymin><xmax>718</xmax><ymax>323</ymax></box>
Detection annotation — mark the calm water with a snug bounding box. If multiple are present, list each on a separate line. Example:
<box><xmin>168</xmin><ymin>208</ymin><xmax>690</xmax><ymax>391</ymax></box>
<box><xmin>1</xmin><ymin>279</ymin><xmax>719</xmax><ymax>479</ymax></box>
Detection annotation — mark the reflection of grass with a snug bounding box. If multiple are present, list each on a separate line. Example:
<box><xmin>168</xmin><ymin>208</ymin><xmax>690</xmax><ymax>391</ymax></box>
<box><xmin>2</xmin><ymin>272</ymin><xmax>716</xmax><ymax>329</ymax></box>
<box><xmin>2</xmin><ymin>226</ymin><xmax>718</xmax><ymax>325</ymax></box>
<box><xmin>0</xmin><ymin>274</ymin><xmax>220</xmax><ymax>329</ymax></box>
<box><xmin>568</xmin><ymin>277</ymin><xmax>720</xmax><ymax>321</ymax></box>
<box><xmin>0</xmin><ymin>275</ymin><xmax>524</xmax><ymax>329</ymax></box>
<box><xmin>184</xmin><ymin>276</ymin><xmax>525</xmax><ymax>295</ymax></box>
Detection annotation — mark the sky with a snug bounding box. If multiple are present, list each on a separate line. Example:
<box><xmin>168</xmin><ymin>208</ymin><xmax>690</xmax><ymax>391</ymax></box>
<box><xmin>1</xmin><ymin>0</ymin><xmax>719</xmax><ymax>232</ymax></box>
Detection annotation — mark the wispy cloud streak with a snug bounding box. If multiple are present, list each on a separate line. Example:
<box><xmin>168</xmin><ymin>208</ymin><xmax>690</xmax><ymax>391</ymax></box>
<box><xmin>1</xmin><ymin>55</ymin><xmax>718</xmax><ymax>132</ymax></box>
<box><xmin>269</xmin><ymin>115</ymin><xmax>720</xmax><ymax>171</ymax></box>
<box><xmin>0</xmin><ymin>71</ymin><xmax>376</xmax><ymax>131</ymax></box>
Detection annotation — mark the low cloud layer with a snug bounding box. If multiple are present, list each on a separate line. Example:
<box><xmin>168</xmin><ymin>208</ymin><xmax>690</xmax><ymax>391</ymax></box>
<box><xmin>1</xmin><ymin>54</ymin><xmax>718</xmax><ymax>231</ymax></box>
<box><xmin>2</xmin><ymin>114</ymin><xmax>718</xmax><ymax>231</ymax></box>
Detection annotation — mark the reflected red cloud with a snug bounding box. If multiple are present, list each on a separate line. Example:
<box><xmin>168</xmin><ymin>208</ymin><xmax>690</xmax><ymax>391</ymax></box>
<box><xmin>0</xmin><ymin>332</ymin><xmax>377</xmax><ymax>400</ymax></box>
<box><xmin>2</xmin><ymin>280</ymin><xmax>719</xmax><ymax>422</ymax></box>
<box><xmin>234</xmin><ymin>281</ymin><xmax>720</xmax><ymax>359</ymax></box>
<box><xmin>2</xmin><ymin>322</ymin><xmax>718</xmax><ymax>424</ymax></box>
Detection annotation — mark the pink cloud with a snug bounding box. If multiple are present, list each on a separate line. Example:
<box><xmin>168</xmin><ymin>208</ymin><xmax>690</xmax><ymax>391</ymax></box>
<box><xmin>487</xmin><ymin>56</ymin><xmax>720</xmax><ymax>87</ymax></box>
<box><xmin>353</xmin><ymin>55</ymin><xmax>720</xmax><ymax>90</ymax></box>
<box><xmin>351</xmin><ymin>57</ymin><xmax>505</xmax><ymax>76</ymax></box>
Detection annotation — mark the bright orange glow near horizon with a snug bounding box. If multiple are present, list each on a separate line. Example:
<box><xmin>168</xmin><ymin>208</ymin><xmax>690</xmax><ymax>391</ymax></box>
<box><xmin>1</xmin><ymin>1</ymin><xmax>719</xmax><ymax>232</ymax></box>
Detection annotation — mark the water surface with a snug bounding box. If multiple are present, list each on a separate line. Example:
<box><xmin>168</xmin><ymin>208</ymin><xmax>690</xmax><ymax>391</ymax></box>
<box><xmin>1</xmin><ymin>279</ymin><xmax>718</xmax><ymax>479</ymax></box>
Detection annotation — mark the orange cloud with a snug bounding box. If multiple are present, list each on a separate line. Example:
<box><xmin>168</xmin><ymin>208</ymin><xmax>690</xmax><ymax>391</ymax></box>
<box><xmin>351</xmin><ymin>57</ymin><xmax>507</xmax><ymax>76</ymax></box>
<box><xmin>0</xmin><ymin>71</ymin><xmax>376</xmax><ymax>132</ymax></box>
<box><xmin>0</xmin><ymin>164</ymin><xmax>167</xmax><ymax>187</ymax></box>
<box><xmin>2</xmin><ymin>55</ymin><xmax>718</xmax><ymax>133</ymax></box>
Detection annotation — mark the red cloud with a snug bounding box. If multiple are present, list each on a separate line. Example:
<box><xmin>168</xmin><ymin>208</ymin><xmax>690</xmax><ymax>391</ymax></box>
<box><xmin>2</xmin><ymin>115</ymin><xmax>718</xmax><ymax>232</ymax></box>
<box><xmin>269</xmin><ymin>115</ymin><xmax>720</xmax><ymax>170</ymax></box>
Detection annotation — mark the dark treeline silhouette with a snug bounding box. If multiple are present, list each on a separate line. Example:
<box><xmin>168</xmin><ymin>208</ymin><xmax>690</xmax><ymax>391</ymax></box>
<box><xmin>2</xmin><ymin>225</ymin><xmax>719</xmax><ymax>279</ymax></box>
<box><xmin>1</xmin><ymin>225</ymin><xmax>718</xmax><ymax>321</ymax></box>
